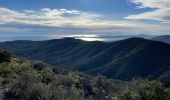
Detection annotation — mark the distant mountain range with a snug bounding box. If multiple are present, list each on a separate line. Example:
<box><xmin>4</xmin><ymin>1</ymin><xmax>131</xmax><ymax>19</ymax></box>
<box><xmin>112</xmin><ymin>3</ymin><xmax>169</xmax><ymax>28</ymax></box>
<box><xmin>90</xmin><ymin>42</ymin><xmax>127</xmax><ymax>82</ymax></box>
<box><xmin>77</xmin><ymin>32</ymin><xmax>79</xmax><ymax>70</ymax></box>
<box><xmin>1</xmin><ymin>37</ymin><xmax>170</xmax><ymax>85</ymax></box>
<box><xmin>72</xmin><ymin>34</ymin><xmax>154</xmax><ymax>41</ymax></box>
<box><xmin>152</xmin><ymin>35</ymin><xmax>170</xmax><ymax>44</ymax></box>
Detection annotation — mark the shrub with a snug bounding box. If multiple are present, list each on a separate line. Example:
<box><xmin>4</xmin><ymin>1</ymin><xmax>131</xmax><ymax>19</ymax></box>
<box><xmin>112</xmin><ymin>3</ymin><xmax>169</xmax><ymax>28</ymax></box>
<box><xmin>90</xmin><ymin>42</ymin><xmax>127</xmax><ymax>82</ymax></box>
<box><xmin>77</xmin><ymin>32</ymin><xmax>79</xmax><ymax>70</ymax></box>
<box><xmin>0</xmin><ymin>51</ymin><xmax>11</xmax><ymax>63</ymax></box>
<box><xmin>119</xmin><ymin>79</ymin><xmax>170</xmax><ymax>100</ymax></box>
<box><xmin>29</xmin><ymin>83</ymin><xmax>50</xmax><ymax>100</ymax></box>
<box><xmin>93</xmin><ymin>75</ymin><xmax>117</xmax><ymax>100</ymax></box>
<box><xmin>41</xmin><ymin>71</ymin><xmax>52</xmax><ymax>85</ymax></box>
<box><xmin>33</xmin><ymin>63</ymin><xmax>46</xmax><ymax>71</ymax></box>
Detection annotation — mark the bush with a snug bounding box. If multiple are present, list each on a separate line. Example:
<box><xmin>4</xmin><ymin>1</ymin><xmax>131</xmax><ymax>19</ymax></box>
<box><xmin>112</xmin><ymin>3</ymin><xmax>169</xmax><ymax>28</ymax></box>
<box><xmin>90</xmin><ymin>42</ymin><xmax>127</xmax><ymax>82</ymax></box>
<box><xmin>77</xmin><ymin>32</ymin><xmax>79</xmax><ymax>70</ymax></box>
<box><xmin>119</xmin><ymin>79</ymin><xmax>170</xmax><ymax>100</ymax></box>
<box><xmin>0</xmin><ymin>51</ymin><xmax>11</xmax><ymax>63</ymax></box>
<box><xmin>33</xmin><ymin>63</ymin><xmax>46</xmax><ymax>71</ymax></box>
<box><xmin>29</xmin><ymin>83</ymin><xmax>50</xmax><ymax>100</ymax></box>
<box><xmin>4</xmin><ymin>71</ymin><xmax>39</xmax><ymax>100</ymax></box>
<box><xmin>41</xmin><ymin>70</ymin><xmax>52</xmax><ymax>85</ymax></box>
<box><xmin>93</xmin><ymin>75</ymin><xmax>117</xmax><ymax>100</ymax></box>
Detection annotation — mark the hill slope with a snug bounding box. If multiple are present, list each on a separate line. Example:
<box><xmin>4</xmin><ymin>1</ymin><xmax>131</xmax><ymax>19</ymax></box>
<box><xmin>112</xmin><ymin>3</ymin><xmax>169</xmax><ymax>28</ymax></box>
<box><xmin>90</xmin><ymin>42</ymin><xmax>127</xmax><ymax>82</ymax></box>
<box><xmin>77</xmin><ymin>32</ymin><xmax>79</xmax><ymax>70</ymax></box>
<box><xmin>0</xmin><ymin>51</ymin><xmax>169</xmax><ymax>100</ymax></box>
<box><xmin>1</xmin><ymin>38</ymin><xmax>170</xmax><ymax>82</ymax></box>
<box><xmin>152</xmin><ymin>35</ymin><xmax>170</xmax><ymax>44</ymax></box>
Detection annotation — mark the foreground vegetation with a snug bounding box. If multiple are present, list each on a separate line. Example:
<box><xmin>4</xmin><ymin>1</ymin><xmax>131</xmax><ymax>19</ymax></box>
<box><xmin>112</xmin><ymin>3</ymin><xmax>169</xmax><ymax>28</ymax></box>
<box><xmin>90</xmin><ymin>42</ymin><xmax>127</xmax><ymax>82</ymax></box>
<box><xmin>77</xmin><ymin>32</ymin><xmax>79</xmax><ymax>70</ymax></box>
<box><xmin>0</xmin><ymin>51</ymin><xmax>170</xmax><ymax>100</ymax></box>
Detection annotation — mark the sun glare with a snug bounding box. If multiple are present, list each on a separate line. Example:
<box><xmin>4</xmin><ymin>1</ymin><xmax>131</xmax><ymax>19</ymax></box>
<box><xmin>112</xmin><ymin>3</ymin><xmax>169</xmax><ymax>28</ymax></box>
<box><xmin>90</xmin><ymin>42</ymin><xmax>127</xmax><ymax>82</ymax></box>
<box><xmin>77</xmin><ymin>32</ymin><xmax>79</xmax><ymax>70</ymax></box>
<box><xmin>67</xmin><ymin>34</ymin><xmax>103</xmax><ymax>41</ymax></box>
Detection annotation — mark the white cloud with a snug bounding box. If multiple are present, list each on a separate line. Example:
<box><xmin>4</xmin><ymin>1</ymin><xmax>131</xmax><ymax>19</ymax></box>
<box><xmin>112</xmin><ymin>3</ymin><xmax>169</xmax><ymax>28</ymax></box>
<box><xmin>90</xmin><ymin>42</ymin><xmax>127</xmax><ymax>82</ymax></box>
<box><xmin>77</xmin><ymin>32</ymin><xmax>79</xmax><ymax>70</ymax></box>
<box><xmin>0</xmin><ymin>8</ymin><xmax>82</xmax><ymax>26</ymax></box>
<box><xmin>0</xmin><ymin>27</ymin><xmax>31</xmax><ymax>33</ymax></box>
<box><xmin>41</xmin><ymin>8</ymin><xmax>80</xmax><ymax>15</ymax></box>
<box><xmin>126</xmin><ymin>8</ymin><xmax>170</xmax><ymax>22</ymax></box>
<box><xmin>126</xmin><ymin>0</ymin><xmax>170</xmax><ymax>23</ymax></box>
<box><xmin>129</xmin><ymin>0</ymin><xmax>170</xmax><ymax>9</ymax></box>
<box><xmin>0</xmin><ymin>7</ymin><xmax>169</xmax><ymax>35</ymax></box>
<box><xmin>0</xmin><ymin>7</ymin><xmax>157</xmax><ymax>28</ymax></box>
<box><xmin>0</xmin><ymin>8</ymin><xmax>25</xmax><ymax>24</ymax></box>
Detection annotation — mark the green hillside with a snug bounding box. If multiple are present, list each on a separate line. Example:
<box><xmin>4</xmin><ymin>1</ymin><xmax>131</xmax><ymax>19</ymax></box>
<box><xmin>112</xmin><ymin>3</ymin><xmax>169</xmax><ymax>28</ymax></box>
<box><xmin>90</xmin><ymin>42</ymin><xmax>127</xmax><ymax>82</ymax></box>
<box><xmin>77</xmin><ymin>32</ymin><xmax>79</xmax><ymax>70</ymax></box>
<box><xmin>1</xmin><ymin>38</ymin><xmax>170</xmax><ymax>85</ymax></box>
<box><xmin>0</xmin><ymin>51</ymin><xmax>170</xmax><ymax>100</ymax></box>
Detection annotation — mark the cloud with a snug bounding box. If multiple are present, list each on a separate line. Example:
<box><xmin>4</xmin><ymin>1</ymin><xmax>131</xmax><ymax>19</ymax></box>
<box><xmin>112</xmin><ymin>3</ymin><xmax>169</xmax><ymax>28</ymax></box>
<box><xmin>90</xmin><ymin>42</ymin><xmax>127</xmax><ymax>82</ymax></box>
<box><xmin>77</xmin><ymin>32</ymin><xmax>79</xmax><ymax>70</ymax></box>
<box><xmin>0</xmin><ymin>27</ymin><xmax>31</xmax><ymax>33</ymax></box>
<box><xmin>0</xmin><ymin>7</ymin><xmax>169</xmax><ymax>35</ymax></box>
<box><xmin>23</xmin><ymin>10</ymin><xmax>35</xmax><ymax>13</ymax></box>
<box><xmin>129</xmin><ymin>0</ymin><xmax>170</xmax><ymax>9</ymax></box>
<box><xmin>41</xmin><ymin>8</ymin><xmax>81</xmax><ymax>15</ymax></box>
<box><xmin>126</xmin><ymin>0</ymin><xmax>170</xmax><ymax>23</ymax></box>
<box><xmin>0</xmin><ymin>7</ymin><xmax>156</xmax><ymax>28</ymax></box>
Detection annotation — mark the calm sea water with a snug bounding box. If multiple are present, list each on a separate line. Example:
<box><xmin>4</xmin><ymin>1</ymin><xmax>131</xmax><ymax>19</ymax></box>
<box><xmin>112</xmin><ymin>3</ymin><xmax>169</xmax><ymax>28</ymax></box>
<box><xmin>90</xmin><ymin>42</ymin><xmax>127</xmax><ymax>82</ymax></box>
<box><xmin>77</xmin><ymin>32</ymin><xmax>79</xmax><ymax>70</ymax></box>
<box><xmin>0</xmin><ymin>35</ymin><xmax>153</xmax><ymax>42</ymax></box>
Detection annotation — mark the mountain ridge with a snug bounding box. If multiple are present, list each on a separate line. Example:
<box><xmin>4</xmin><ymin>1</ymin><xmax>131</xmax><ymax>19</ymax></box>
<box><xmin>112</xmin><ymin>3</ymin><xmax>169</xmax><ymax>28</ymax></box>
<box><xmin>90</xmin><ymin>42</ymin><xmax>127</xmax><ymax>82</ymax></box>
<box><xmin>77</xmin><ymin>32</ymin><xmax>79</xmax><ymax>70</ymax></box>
<box><xmin>1</xmin><ymin>37</ymin><xmax>170</xmax><ymax>84</ymax></box>
<box><xmin>152</xmin><ymin>35</ymin><xmax>170</xmax><ymax>44</ymax></box>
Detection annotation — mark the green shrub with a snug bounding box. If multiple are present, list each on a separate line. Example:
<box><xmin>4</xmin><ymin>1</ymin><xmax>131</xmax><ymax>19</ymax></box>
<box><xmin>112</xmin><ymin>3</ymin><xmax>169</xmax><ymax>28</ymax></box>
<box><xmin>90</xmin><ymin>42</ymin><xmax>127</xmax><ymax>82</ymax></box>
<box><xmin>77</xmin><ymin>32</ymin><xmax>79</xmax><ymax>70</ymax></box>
<box><xmin>119</xmin><ymin>79</ymin><xmax>170</xmax><ymax>100</ymax></box>
<box><xmin>93</xmin><ymin>75</ymin><xmax>117</xmax><ymax>100</ymax></box>
<box><xmin>29</xmin><ymin>83</ymin><xmax>50</xmax><ymax>100</ymax></box>
<box><xmin>41</xmin><ymin>71</ymin><xmax>52</xmax><ymax>85</ymax></box>
<box><xmin>33</xmin><ymin>63</ymin><xmax>46</xmax><ymax>71</ymax></box>
<box><xmin>0</xmin><ymin>51</ymin><xmax>11</xmax><ymax>63</ymax></box>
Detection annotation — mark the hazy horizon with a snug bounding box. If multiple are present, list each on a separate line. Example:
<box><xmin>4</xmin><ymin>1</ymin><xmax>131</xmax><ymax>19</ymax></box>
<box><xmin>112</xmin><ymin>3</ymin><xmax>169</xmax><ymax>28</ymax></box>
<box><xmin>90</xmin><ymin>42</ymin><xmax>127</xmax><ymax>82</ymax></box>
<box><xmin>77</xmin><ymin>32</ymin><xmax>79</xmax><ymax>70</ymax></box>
<box><xmin>0</xmin><ymin>34</ymin><xmax>157</xmax><ymax>42</ymax></box>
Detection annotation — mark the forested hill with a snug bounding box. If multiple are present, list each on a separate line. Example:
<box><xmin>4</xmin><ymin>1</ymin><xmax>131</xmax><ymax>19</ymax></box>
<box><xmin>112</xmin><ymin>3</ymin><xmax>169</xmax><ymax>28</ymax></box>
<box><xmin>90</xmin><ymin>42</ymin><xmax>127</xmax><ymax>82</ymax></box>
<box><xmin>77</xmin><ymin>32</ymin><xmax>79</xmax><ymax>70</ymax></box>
<box><xmin>1</xmin><ymin>37</ymin><xmax>170</xmax><ymax>84</ymax></box>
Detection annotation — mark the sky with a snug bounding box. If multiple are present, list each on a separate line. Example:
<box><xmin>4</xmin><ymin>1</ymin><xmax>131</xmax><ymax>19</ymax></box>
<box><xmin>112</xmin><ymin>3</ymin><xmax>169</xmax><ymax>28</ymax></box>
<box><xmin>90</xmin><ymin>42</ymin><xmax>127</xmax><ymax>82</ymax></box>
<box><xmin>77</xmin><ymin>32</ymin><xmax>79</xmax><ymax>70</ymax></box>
<box><xmin>0</xmin><ymin>0</ymin><xmax>170</xmax><ymax>41</ymax></box>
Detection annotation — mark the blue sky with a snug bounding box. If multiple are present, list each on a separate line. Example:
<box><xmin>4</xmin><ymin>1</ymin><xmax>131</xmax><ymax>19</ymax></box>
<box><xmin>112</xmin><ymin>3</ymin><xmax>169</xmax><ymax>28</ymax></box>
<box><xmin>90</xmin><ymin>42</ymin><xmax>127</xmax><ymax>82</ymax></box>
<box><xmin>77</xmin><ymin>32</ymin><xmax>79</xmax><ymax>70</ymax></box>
<box><xmin>0</xmin><ymin>0</ymin><xmax>170</xmax><ymax>41</ymax></box>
